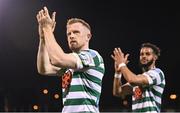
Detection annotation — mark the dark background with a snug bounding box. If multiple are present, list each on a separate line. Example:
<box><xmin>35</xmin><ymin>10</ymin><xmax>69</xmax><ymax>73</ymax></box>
<box><xmin>0</xmin><ymin>0</ymin><xmax>180</xmax><ymax>112</ymax></box>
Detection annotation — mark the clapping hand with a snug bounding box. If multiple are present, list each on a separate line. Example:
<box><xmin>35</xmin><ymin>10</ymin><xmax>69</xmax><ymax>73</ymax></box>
<box><xmin>36</xmin><ymin>6</ymin><xmax>56</xmax><ymax>38</ymax></box>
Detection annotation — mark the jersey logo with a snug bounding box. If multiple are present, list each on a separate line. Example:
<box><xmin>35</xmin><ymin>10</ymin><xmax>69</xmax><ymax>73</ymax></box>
<box><xmin>133</xmin><ymin>87</ymin><xmax>143</xmax><ymax>100</ymax></box>
<box><xmin>62</xmin><ymin>70</ymin><xmax>73</xmax><ymax>91</ymax></box>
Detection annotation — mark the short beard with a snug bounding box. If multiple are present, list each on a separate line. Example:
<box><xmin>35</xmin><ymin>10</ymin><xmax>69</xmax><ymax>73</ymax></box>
<box><xmin>69</xmin><ymin>45</ymin><xmax>80</xmax><ymax>52</ymax></box>
<box><xmin>70</xmin><ymin>47</ymin><xmax>79</xmax><ymax>52</ymax></box>
<box><xmin>139</xmin><ymin>59</ymin><xmax>153</xmax><ymax>72</ymax></box>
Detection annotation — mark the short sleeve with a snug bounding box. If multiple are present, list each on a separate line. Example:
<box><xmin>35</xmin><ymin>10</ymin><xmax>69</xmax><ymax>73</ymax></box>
<box><xmin>143</xmin><ymin>69</ymin><xmax>165</xmax><ymax>86</ymax></box>
<box><xmin>72</xmin><ymin>50</ymin><xmax>103</xmax><ymax>70</ymax></box>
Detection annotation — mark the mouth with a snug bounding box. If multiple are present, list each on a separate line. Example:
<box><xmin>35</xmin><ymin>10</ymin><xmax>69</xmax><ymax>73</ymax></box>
<box><xmin>70</xmin><ymin>41</ymin><xmax>77</xmax><ymax>45</ymax></box>
<box><xmin>70</xmin><ymin>40</ymin><xmax>76</xmax><ymax>43</ymax></box>
<box><xmin>141</xmin><ymin>59</ymin><xmax>148</xmax><ymax>63</ymax></box>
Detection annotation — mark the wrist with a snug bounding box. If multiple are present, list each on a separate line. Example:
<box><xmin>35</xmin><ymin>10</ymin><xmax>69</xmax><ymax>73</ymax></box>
<box><xmin>114</xmin><ymin>73</ymin><xmax>122</xmax><ymax>79</ymax></box>
<box><xmin>118</xmin><ymin>63</ymin><xmax>126</xmax><ymax>70</ymax></box>
<box><xmin>42</xmin><ymin>25</ymin><xmax>52</xmax><ymax>30</ymax></box>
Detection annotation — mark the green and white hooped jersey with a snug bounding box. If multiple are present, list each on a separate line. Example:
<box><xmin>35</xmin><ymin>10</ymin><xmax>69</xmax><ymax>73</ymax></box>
<box><xmin>61</xmin><ymin>49</ymin><xmax>105</xmax><ymax>113</ymax></box>
<box><xmin>132</xmin><ymin>68</ymin><xmax>165</xmax><ymax>113</ymax></box>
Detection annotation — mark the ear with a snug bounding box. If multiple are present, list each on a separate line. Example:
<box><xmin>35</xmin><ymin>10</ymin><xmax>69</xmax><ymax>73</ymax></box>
<box><xmin>154</xmin><ymin>55</ymin><xmax>158</xmax><ymax>61</ymax></box>
<box><xmin>87</xmin><ymin>33</ymin><xmax>92</xmax><ymax>40</ymax></box>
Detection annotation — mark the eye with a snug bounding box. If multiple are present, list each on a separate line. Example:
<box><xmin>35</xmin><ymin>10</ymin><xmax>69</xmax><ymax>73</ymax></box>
<box><xmin>67</xmin><ymin>32</ymin><xmax>71</xmax><ymax>36</ymax></box>
<box><xmin>146</xmin><ymin>52</ymin><xmax>151</xmax><ymax>56</ymax></box>
<box><xmin>73</xmin><ymin>30</ymin><xmax>80</xmax><ymax>34</ymax></box>
<box><xmin>140</xmin><ymin>53</ymin><xmax>144</xmax><ymax>56</ymax></box>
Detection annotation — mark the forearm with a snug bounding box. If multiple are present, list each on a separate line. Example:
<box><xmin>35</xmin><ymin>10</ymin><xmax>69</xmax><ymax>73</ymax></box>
<box><xmin>113</xmin><ymin>73</ymin><xmax>135</xmax><ymax>99</ymax></box>
<box><xmin>120</xmin><ymin>65</ymin><xmax>148</xmax><ymax>85</ymax></box>
<box><xmin>113</xmin><ymin>78</ymin><xmax>122</xmax><ymax>96</ymax></box>
<box><xmin>37</xmin><ymin>39</ymin><xmax>60</xmax><ymax>75</ymax></box>
<box><xmin>120</xmin><ymin>66</ymin><xmax>137</xmax><ymax>83</ymax></box>
<box><xmin>113</xmin><ymin>73</ymin><xmax>123</xmax><ymax>96</ymax></box>
<box><xmin>42</xmin><ymin>26</ymin><xmax>65</xmax><ymax>67</ymax></box>
<box><xmin>37</xmin><ymin>39</ymin><xmax>50</xmax><ymax>74</ymax></box>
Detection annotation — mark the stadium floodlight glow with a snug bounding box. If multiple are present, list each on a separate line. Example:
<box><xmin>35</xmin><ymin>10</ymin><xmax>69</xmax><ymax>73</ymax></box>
<box><xmin>54</xmin><ymin>93</ymin><xmax>60</xmax><ymax>99</ymax></box>
<box><xmin>123</xmin><ymin>100</ymin><xmax>128</xmax><ymax>106</ymax></box>
<box><xmin>33</xmin><ymin>105</ymin><xmax>39</xmax><ymax>110</ymax></box>
<box><xmin>43</xmin><ymin>89</ymin><xmax>48</xmax><ymax>94</ymax></box>
<box><xmin>170</xmin><ymin>94</ymin><xmax>177</xmax><ymax>100</ymax></box>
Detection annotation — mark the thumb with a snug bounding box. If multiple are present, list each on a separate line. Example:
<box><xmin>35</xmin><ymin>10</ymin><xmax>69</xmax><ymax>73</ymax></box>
<box><xmin>52</xmin><ymin>12</ymin><xmax>56</xmax><ymax>22</ymax></box>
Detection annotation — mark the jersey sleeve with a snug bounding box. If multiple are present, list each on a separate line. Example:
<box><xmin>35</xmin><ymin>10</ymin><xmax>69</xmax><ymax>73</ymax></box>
<box><xmin>72</xmin><ymin>50</ymin><xmax>102</xmax><ymax>70</ymax></box>
<box><xmin>143</xmin><ymin>69</ymin><xmax>165</xmax><ymax>86</ymax></box>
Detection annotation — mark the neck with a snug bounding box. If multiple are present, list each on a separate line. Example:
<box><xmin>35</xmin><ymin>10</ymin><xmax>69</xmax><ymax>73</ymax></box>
<box><xmin>79</xmin><ymin>44</ymin><xmax>89</xmax><ymax>51</ymax></box>
<box><xmin>142</xmin><ymin>65</ymin><xmax>156</xmax><ymax>72</ymax></box>
<box><xmin>72</xmin><ymin>46</ymin><xmax>89</xmax><ymax>53</ymax></box>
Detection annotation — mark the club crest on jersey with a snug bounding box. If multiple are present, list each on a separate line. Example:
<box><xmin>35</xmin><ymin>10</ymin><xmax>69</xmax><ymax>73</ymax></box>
<box><xmin>62</xmin><ymin>70</ymin><xmax>73</xmax><ymax>90</ymax></box>
<box><xmin>133</xmin><ymin>86</ymin><xmax>143</xmax><ymax>100</ymax></box>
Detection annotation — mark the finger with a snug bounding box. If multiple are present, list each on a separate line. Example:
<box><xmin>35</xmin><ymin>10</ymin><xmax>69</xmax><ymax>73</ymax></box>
<box><xmin>126</xmin><ymin>60</ymin><xmax>130</xmax><ymax>64</ymax></box>
<box><xmin>113</xmin><ymin>48</ymin><xmax>118</xmax><ymax>57</ymax></box>
<box><xmin>125</xmin><ymin>54</ymin><xmax>129</xmax><ymax>60</ymax></box>
<box><xmin>117</xmin><ymin>48</ymin><xmax>122</xmax><ymax>52</ymax></box>
<box><xmin>36</xmin><ymin>14</ymin><xmax>40</xmax><ymax>22</ymax></box>
<box><xmin>111</xmin><ymin>54</ymin><xmax>115</xmax><ymax>60</ymax></box>
<box><xmin>117</xmin><ymin>48</ymin><xmax>122</xmax><ymax>55</ymax></box>
<box><xmin>54</xmin><ymin>22</ymin><xmax>56</xmax><ymax>27</ymax></box>
<box><xmin>52</xmin><ymin>22</ymin><xmax>56</xmax><ymax>31</ymax></box>
<box><xmin>125</xmin><ymin>54</ymin><xmax>129</xmax><ymax>63</ymax></box>
<box><xmin>115</xmin><ymin>48</ymin><xmax>121</xmax><ymax>57</ymax></box>
<box><xmin>43</xmin><ymin>6</ymin><xmax>48</xmax><ymax>15</ymax></box>
<box><xmin>39</xmin><ymin>10</ymin><xmax>44</xmax><ymax>18</ymax></box>
<box><xmin>114</xmin><ymin>48</ymin><xmax>119</xmax><ymax>55</ymax></box>
<box><xmin>52</xmin><ymin>12</ymin><xmax>56</xmax><ymax>22</ymax></box>
<box><xmin>118</xmin><ymin>47</ymin><xmax>124</xmax><ymax>57</ymax></box>
<box><xmin>43</xmin><ymin>6</ymin><xmax>50</xmax><ymax>18</ymax></box>
<box><xmin>111</xmin><ymin>54</ymin><xmax>118</xmax><ymax>62</ymax></box>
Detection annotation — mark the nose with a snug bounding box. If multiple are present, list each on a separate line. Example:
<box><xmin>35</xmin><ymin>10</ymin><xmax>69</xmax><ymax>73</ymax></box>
<box><xmin>69</xmin><ymin>35</ymin><xmax>74</xmax><ymax>40</ymax></box>
<box><xmin>140</xmin><ymin>53</ymin><xmax>147</xmax><ymax>59</ymax></box>
<box><xmin>142</xmin><ymin>54</ymin><xmax>146</xmax><ymax>58</ymax></box>
<box><xmin>68</xmin><ymin>32</ymin><xmax>75</xmax><ymax>39</ymax></box>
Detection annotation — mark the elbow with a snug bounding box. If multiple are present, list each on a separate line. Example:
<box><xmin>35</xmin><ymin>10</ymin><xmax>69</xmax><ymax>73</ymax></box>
<box><xmin>37</xmin><ymin>68</ymin><xmax>46</xmax><ymax>75</ymax></box>
<box><xmin>127</xmin><ymin>77</ymin><xmax>138</xmax><ymax>85</ymax></box>
<box><xmin>126</xmin><ymin>75</ymin><xmax>136</xmax><ymax>84</ymax></box>
<box><xmin>128</xmin><ymin>79</ymin><xmax>137</xmax><ymax>86</ymax></box>
<box><xmin>128</xmin><ymin>78</ymin><xmax>134</xmax><ymax>84</ymax></box>
<box><xmin>37</xmin><ymin>65</ymin><xmax>48</xmax><ymax>75</ymax></box>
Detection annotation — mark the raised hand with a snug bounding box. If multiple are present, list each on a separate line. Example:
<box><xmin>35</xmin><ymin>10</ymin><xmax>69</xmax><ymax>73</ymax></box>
<box><xmin>111</xmin><ymin>48</ymin><xmax>129</xmax><ymax>71</ymax></box>
<box><xmin>36</xmin><ymin>6</ymin><xmax>56</xmax><ymax>38</ymax></box>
